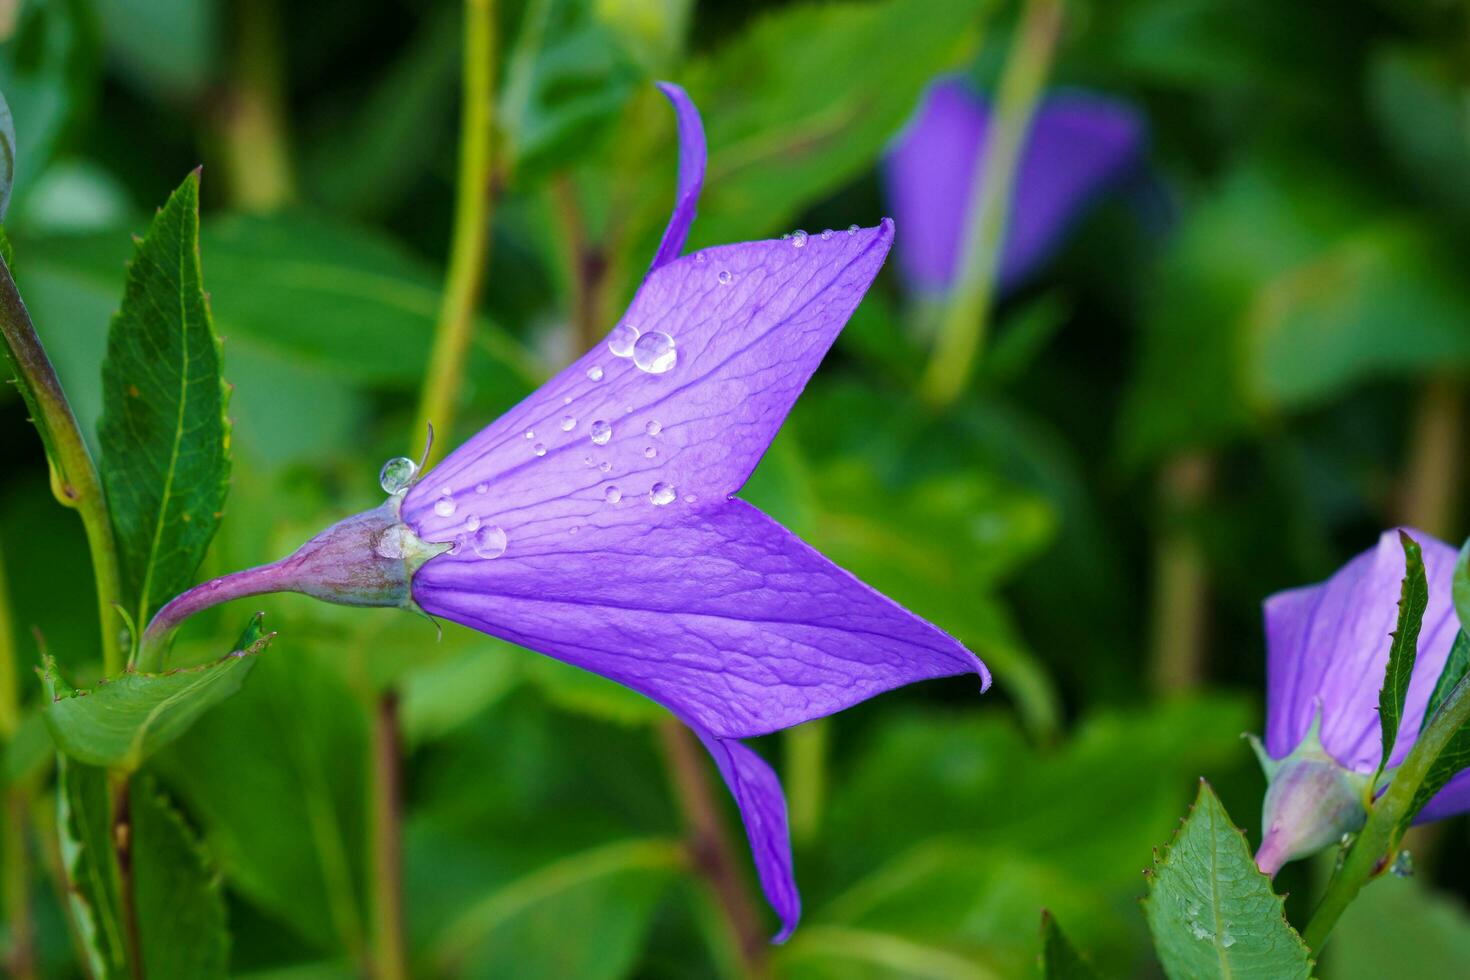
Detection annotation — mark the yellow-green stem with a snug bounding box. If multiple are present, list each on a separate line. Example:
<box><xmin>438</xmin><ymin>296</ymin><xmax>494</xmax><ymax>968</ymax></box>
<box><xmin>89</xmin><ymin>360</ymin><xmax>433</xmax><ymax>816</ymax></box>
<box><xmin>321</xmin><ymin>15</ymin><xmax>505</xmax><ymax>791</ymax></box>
<box><xmin>785</xmin><ymin>720</ymin><xmax>829</xmax><ymax>847</ymax></box>
<box><xmin>215</xmin><ymin>0</ymin><xmax>296</xmax><ymax>210</ymax></box>
<box><xmin>919</xmin><ymin>0</ymin><xmax>1064</xmax><ymax>407</ymax></box>
<box><xmin>413</xmin><ymin>0</ymin><xmax>497</xmax><ymax>467</ymax></box>
<box><xmin>1148</xmin><ymin>453</ymin><xmax>1213</xmax><ymax>695</ymax></box>
<box><xmin>0</xmin><ymin>259</ymin><xmax>125</xmax><ymax>675</ymax></box>
<box><xmin>1399</xmin><ymin>376</ymin><xmax>1463</xmax><ymax>539</ymax></box>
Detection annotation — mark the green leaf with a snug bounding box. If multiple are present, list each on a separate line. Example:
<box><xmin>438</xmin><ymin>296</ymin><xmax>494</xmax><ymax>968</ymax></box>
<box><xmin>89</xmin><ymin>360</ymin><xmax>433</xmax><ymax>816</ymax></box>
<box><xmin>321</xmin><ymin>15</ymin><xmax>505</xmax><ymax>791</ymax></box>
<box><xmin>1142</xmin><ymin>781</ymin><xmax>1312</xmax><ymax>980</ymax></box>
<box><xmin>1422</xmin><ymin>630</ymin><xmax>1470</xmax><ymax>737</ymax></box>
<box><xmin>57</xmin><ymin>757</ymin><xmax>128</xmax><ymax>980</ymax></box>
<box><xmin>1041</xmin><ymin>911</ymin><xmax>1098</xmax><ymax>980</ymax></box>
<box><xmin>1401</xmin><ymin>709</ymin><xmax>1470</xmax><ymax>831</ymax></box>
<box><xmin>94</xmin><ymin>0</ymin><xmax>219</xmax><ymax>97</ymax></box>
<box><xmin>1378</xmin><ymin>530</ymin><xmax>1428</xmax><ymax>776</ymax></box>
<box><xmin>97</xmin><ymin>171</ymin><xmax>231</xmax><ymax>631</ymax></box>
<box><xmin>0</xmin><ymin>87</ymin><xmax>16</xmax><ymax>221</ymax></box>
<box><xmin>1368</xmin><ymin>47</ymin><xmax>1470</xmax><ymax>220</ymax></box>
<box><xmin>41</xmin><ymin>618</ymin><xmax>273</xmax><ymax>771</ymax></box>
<box><xmin>522</xmin><ymin>653</ymin><xmax>667</xmax><ymax>727</ymax></box>
<box><xmin>429</xmin><ymin>837</ymin><xmax>682</xmax><ymax>980</ymax></box>
<box><xmin>132</xmin><ymin>774</ymin><xmax>229</xmax><ymax>979</ymax></box>
<box><xmin>1325</xmin><ymin>874</ymin><xmax>1470</xmax><ymax>979</ymax></box>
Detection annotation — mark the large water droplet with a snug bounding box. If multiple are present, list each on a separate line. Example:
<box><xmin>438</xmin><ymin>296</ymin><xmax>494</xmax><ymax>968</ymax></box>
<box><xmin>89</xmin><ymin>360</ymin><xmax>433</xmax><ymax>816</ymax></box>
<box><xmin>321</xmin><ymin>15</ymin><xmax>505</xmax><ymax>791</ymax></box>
<box><xmin>470</xmin><ymin>524</ymin><xmax>507</xmax><ymax>559</ymax></box>
<box><xmin>847</xmin><ymin>223</ymin><xmax>859</xmax><ymax>234</ymax></box>
<box><xmin>590</xmin><ymin>419</ymin><xmax>612</xmax><ymax>445</ymax></box>
<box><xmin>533</xmin><ymin>442</ymin><xmax>546</xmax><ymax>457</ymax></box>
<box><xmin>1220</xmin><ymin>932</ymin><xmax>1236</xmax><ymax>949</ymax></box>
<box><xmin>586</xmin><ymin>365</ymin><xmax>604</xmax><ymax>382</ymax></box>
<box><xmin>604</xmin><ymin>485</ymin><xmax>622</xmax><ymax>504</ymax></box>
<box><xmin>790</xmin><ymin>229</ymin><xmax>808</xmax><ymax>248</ymax></box>
<box><xmin>633</xmin><ymin>331</ymin><xmax>677</xmax><ymax>374</ymax></box>
<box><xmin>608</xmin><ymin>323</ymin><xmax>639</xmax><ymax>357</ymax></box>
<box><xmin>645</xmin><ymin>419</ymin><xmax>662</xmax><ymax>436</ymax></box>
<box><xmin>379</xmin><ymin>456</ymin><xmax>417</xmax><ymax>494</ymax></box>
<box><xmin>649</xmin><ymin>482</ymin><xmax>676</xmax><ymax>506</ymax></box>
<box><xmin>434</xmin><ymin>495</ymin><xmax>456</xmax><ymax>518</ymax></box>
<box><xmin>718</xmin><ymin>270</ymin><xmax>732</xmax><ymax>285</ymax></box>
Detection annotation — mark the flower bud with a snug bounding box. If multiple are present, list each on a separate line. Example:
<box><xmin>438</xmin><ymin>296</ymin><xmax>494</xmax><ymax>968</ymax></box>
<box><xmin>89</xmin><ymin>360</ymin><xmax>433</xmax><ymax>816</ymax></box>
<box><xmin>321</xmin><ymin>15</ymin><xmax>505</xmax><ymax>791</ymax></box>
<box><xmin>1253</xmin><ymin>727</ymin><xmax>1369</xmax><ymax>876</ymax></box>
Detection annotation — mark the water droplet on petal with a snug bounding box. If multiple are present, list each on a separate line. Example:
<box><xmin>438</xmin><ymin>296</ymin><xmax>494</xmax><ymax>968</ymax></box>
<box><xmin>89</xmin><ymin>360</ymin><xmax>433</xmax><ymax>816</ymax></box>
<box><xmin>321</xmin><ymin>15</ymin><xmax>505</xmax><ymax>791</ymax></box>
<box><xmin>569</xmin><ymin>525</ymin><xmax>580</xmax><ymax>534</ymax></box>
<box><xmin>644</xmin><ymin>446</ymin><xmax>657</xmax><ymax>458</ymax></box>
<box><xmin>462</xmin><ymin>514</ymin><xmax>480</xmax><ymax>533</ymax></box>
<box><xmin>604</xmin><ymin>485</ymin><xmax>622</xmax><ymax>504</ymax></box>
<box><xmin>587</xmin><ymin>365</ymin><xmax>604</xmax><ymax>381</ymax></box>
<box><xmin>683</xmin><ymin>493</ymin><xmax>697</xmax><ymax>503</ymax></box>
<box><xmin>821</xmin><ymin>228</ymin><xmax>833</xmax><ymax>240</ymax></box>
<box><xmin>475</xmin><ymin>483</ymin><xmax>488</xmax><ymax>494</ymax></box>
<box><xmin>524</xmin><ymin>430</ymin><xmax>534</xmax><ymax>440</ymax></box>
<box><xmin>694</xmin><ymin>252</ymin><xmax>707</xmax><ymax>265</ymax></box>
<box><xmin>560</xmin><ymin>415</ymin><xmax>576</xmax><ymax>432</ymax></box>
<box><xmin>434</xmin><ymin>496</ymin><xmax>456</xmax><ymax>518</ymax></box>
<box><xmin>649</xmin><ymin>482</ymin><xmax>676</xmax><ymax>506</ymax></box>
<box><xmin>608</xmin><ymin>323</ymin><xmax>639</xmax><ymax>357</ymax></box>
<box><xmin>718</xmin><ymin>270</ymin><xmax>732</xmax><ymax>285</ymax></box>
<box><xmin>378</xmin><ymin>456</ymin><xmax>417</xmax><ymax>494</ymax></box>
<box><xmin>599</xmin><ymin>460</ymin><xmax>612</xmax><ymax>473</ymax></box>
<box><xmin>583</xmin><ymin>455</ymin><xmax>594</xmax><ymax>466</ymax></box>
<box><xmin>533</xmin><ymin>442</ymin><xmax>546</xmax><ymax>457</ymax></box>
<box><xmin>633</xmin><ymin>331</ymin><xmax>677</xmax><ymax>374</ymax></box>
<box><xmin>847</xmin><ymin>223</ymin><xmax>859</xmax><ymax>234</ymax></box>
<box><xmin>645</xmin><ymin>419</ymin><xmax>662</xmax><ymax>436</ymax></box>
<box><xmin>590</xmin><ymin>419</ymin><xmax>612</xmax><ymax>445</ymax></box>
<box><xmin>790</xmin><ymin>229</ymin><xmax>808</xmax><ymax>248</ymax></box>
<box><xmin>470</xmin><ymin>524</ymin><xmax>507</xmax><ymax>559</ymax></box>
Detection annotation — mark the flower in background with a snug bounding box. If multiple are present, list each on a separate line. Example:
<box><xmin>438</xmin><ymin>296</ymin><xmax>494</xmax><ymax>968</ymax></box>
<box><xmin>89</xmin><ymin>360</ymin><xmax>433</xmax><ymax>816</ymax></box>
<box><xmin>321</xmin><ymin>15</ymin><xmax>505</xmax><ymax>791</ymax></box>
<box><xmin>148</xmin><ymin>83</ymin><xmax>984</xmax><ymax>941</ymax></box>
<box><xmin>884</xmin><ymin>77</ymin><xmax>1145</xmax><ymax>295</ymax></box>
<box><xmin>1254</xmin><ymin>529</ymin><xmax>1470</xmax><ymax>874</ymax></box>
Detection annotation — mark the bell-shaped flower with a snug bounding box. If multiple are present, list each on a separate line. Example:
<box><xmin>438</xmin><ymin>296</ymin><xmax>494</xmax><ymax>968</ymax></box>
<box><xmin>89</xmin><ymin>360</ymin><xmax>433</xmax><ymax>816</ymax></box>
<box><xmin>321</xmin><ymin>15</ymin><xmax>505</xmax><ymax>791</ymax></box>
<box><xmin>1254</xmin><ymin>529</ymin><xmax>1470</xmax><ymax>874</ymax></box>
<box><xmin>144</xmin><ymin>83</ymin><xmax>983</xmax><ymax>941</ymax></box>
<box><xmin>884</xmin><ymin>76</ymin><xmax>1145</xmax><ymax>294</ymax></box>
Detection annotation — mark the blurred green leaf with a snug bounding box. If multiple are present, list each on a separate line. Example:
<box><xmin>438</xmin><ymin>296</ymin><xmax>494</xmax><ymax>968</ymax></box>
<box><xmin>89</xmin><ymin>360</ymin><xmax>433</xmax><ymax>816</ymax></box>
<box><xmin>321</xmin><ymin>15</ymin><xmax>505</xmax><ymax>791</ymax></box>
<box><xmin>595</xmin><ymin>0</ymin><xmax>691</xmax><ymax>75</ymax></box>
<box><xmin>98</xmin><ymin>171</ymin><xmax>230</xmax><ymax>629</ymax></box>
<box><xmin>94</xmin><ymin>0</ymin><xmax>218</xmax><ymax>96</ymax></box>
<box><xmin>521</xmin><ymin>654</ymin><xmax>666</xmax><ymax>727</ymax></box>
<box><xmin>58</xmin><ymin>757</ymin><xmax>127</xmax><ymax>979</ymax></box>
<box><xmin>41</xmin><ymin>616</ymin><xmax>271</xmax><ymax>771</ymax></box>
<box><xmin>1325</xmin><ymin>874</ymin><xmax>1470</xmax><ymax>979</ymax></box>
<box><xmin>1368</xmin><ymin>47</ymin><xmax>1470</xmax><ymax>219</ymax></box>
<box><xmin>430</xmin><ymin>837</ymin><xmax>682</xmax><ymax>979</ymax></box>
<box><xmin>1142</xmin><ymin>781</ymin><xmax>1312</xmax><ymax>980</ymax></box>
<box><xmin>1378</xmin><ymin>530</ymin><xmax>1427</xmax><ymax>776</ymax></box>
<box><xmin>1042</xmin><ymin>911</ymin><xmax>1099</xmax><ymax>980</ymax></box>
<box><xmin>132</xmin><ymin>774</ymin><xmax>229</xmax><ymax>979</ymax></box>
<box><xmin>777</xmin><ymin>924</ymin><xmax>1000</xmax><ymax>980</ymax></box>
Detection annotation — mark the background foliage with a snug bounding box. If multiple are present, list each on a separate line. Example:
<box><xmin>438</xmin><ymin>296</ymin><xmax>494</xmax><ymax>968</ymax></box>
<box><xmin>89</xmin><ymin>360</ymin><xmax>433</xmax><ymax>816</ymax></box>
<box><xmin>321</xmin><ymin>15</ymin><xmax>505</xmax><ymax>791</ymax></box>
<box><xmin>3</xmin><ymin>0</ymin><xmax>1470</xmax><ymax>977</ymax></box>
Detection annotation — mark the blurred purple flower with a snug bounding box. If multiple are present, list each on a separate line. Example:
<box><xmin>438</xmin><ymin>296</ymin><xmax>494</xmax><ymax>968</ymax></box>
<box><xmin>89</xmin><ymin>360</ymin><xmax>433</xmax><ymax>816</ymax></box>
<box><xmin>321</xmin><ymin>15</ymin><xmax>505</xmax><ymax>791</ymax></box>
<box><xmin>1255</xmin><ymin>529</ymin><xmax>1470</xmax><ymax>874</ymax></box>
<box><xmin>398</xmin><ymin>84</ymin><xmax>984</xmax><ymax>939</ymax></box>
<box><xmin>884</xmin><ymin>77</ymin><xmax>1145</xmax><ymax>294</ymax></box>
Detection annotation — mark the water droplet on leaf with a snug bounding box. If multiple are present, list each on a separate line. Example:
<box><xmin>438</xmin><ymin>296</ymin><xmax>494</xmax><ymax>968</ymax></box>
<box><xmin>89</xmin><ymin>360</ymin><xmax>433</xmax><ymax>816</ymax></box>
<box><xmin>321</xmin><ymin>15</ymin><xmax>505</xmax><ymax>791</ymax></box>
<box><xmin>379</xmin><ymin>456</ymin><xmax>417</xmax><ymax>494</ymax></box>
<box><xmin>633</xmin><ymin>331</ymin><xmax>676</xmax><ymax>374</ymax></box>
<box><xmin>1392</xmin><ymin>850</ymin><xmax>1415</xmax><ymax>877</ymax></box>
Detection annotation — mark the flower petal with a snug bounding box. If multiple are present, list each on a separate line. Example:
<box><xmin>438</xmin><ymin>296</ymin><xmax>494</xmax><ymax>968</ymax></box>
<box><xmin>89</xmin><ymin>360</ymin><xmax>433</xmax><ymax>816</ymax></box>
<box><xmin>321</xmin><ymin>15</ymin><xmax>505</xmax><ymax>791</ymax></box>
<box><xmin>1415</xmin><ymin>768</ymin><xmax>1470</xmax><ymax>824</ymax></box>
<box><xmin>410</xmin><ymin>499</ymin><xmax>981</xmax><ymax>739</ymax></box>
<box><xmin>648</xmin><ymin>81</ymin><xmax>707</xmax><ymax>272</ymax></box>
<box><xmin>691</xmin><ymin>725</ymin><xmax>800</xmax><ymax>941</ymax></box>
<box><xmin>1263</xmin><ymin>528</ymin><xmax>1460</xmax><ymax>771</ymax></box>
<box><xmin>884</xmin><ymin>78</ymin><xmax>1145</xmax><ymax>293</ymax></box>
<box><xmin>405</xmin><ymin>221</ymin><xmax>895</xmax><ymax>534</ymax></box>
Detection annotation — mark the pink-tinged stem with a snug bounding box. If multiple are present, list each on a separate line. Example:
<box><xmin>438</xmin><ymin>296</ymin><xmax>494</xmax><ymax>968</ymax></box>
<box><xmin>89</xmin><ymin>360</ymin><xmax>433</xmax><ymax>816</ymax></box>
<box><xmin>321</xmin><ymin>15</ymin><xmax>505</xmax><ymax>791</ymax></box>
<box><xmin>137</xmin><ymin>561</ymin><xmax>295</xmax><ymax>669</ymax></box>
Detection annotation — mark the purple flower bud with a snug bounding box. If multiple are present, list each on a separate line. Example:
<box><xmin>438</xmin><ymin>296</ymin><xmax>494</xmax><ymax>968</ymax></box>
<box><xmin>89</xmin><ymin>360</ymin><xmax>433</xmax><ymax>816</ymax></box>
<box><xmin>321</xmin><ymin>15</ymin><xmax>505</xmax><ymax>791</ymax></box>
<box><xmin>1252</xmin><ymin>723</ymin><xmax>1368</xmax><ymax>876</ymax></box>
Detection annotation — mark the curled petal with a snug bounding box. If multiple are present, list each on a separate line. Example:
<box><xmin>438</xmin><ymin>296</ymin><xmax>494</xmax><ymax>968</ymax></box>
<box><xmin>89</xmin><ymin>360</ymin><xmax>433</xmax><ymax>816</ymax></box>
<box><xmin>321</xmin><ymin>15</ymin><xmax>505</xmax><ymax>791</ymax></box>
<box><xmin>649</xmin><ymin>81</ymin><xmax>707</xmax><ymax>272</ymax></box>
<box><xmin>410</xmin><ymin>500</ymin><xmax>981</xmax><ymax>740</ymax></box>
<box><xmin>1263</xmin><ymin>528</ymin><xmax>1459</xmax><ymax>771</ymax></box>
<box><xmin>1416</xmin><ymin>768</ymin><xmax>1470</xmax><ymax>823</ymax></box>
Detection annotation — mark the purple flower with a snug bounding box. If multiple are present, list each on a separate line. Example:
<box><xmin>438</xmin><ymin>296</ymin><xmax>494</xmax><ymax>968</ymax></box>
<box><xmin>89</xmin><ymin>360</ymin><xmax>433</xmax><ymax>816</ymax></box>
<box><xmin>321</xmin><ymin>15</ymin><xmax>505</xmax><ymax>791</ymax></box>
<box><xmin>397</xmin><ymin>84</ymin><xmax>982</xmax><ymax>938</ymax></box>
<box><xmin>1254</xmin><ymin>529</ymin><xmax>1470</xmax><ymax>874</ymax></box>
<box><xmin>883</xmin><ymin>77</ymin><xmax>1145</xmax><ymax>294</ymax></box>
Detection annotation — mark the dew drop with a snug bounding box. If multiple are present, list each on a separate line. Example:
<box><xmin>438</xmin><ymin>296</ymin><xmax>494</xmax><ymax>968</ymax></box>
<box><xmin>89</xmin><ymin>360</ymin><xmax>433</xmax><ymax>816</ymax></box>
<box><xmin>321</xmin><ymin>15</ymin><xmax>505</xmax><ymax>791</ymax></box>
<box><xmin>434</xmin><ymin>496</ymin><xmax>456</xmax><ymax>518</ymax></box>
<box><xmin>583</xmin><ymin>455</ymin><xmax>594</xmax><ymax>466</ymax></box>
<box><xmin>533</xmin><ymin>442</ymin><xmax>546</xmax><ymax>457</ymax></box>
<box><xmin>645</xmin><ymin>419</ymin><xmax>662</xmax><ymax>436</ymax></box>
<box><xmin>608</xmin><ymin>323</ymin><xmax>639</xmax><ymax>357</ymax></box>
<box><xmin>587</xmin><ymin>365</ymin><xmax>604</xmax><ymax>381</ymax></box>
<box><xmin>569</xmin><ymin>525</ymin><xmax>580</xmax><ymax>534</ymax></box>
<box><xmin>649</xmin><ymin>482</ymin><xmax>676</xmax><ymax>506</ymax></box>
<box><xmin>1221</xmin><ymin>932</ymin><xmax>1236</xmax><ymax>949</ymax></box>
<box><xmin>1392</xmin><ymin>850</ymin><xmax>1415</xmax><ymax>878</ymax></box>
<box><xmin>375</xmin><ymin>526</ymin><xmax>406</xmax><ymax>559</ymax></box>
<box><xmin>684</xmin><ymin>494</ymin><xmax>697</xmax><ymax>503</ymax></box>
<box><xmin>378</xmin><ymin>456</ymin><xmax>417</xmax><ymax>494</ymax></box>
<box><xmin>462</xmin><ymin>514</ymin><xmax>481</xmax><ymax>533</ymax></box>
<box><xmin>470</xmin><ymin>524</ymin><xmax>507</xmax><ymax>559</ymax></box>
<box><xmin>560</xmin><ymin>415</ymin><xmax>576</xmax><ymax>432</ymax></box>
<box><xmin>718</xmin><ymin>269</ymin><xmax>732</xmax><ymax>285</ymax></box>
<box><xmin>632</xmin><ymin>331</ymin><xmax>677</xmax><ymax>374</ymax></box>
<box><xmin>524</xmin><ymin>429</ymin><xmax>535</xmax><ymax>440</ymax></box>
<box><xmin>604</xmin><ymin>485</ymin><xmax>622</xmax><ymax>504</ymax></box>
<box><xmin>590</xmin><ymin>419</ymin><xmax>613</xmax><ymax>445</ymax></box>
<box><xmin>598</xmin><ymin>460</ymin><xmax>612</xmax><ymax>473</ymax></box>
<box><xmin>475</xmin><ymin>483</ymin><xmax>488</xmax><ymax>494</ymax></box>
<box><xmin>847</xmin><ymin>223</ymin><xmax>859</xmax><ymax>234</ymax></box>
<box><xmin>790</xmin><ymin>229</ymin><xmax>808</xmax><ymax>248</ymax></box>
<box><xmin>644</xmin><ymin>446</ymin><xmax>657</xmax><ymax>458</ymax></box>
<box><xmin>821</xmin><ymin>228</ymin><xmax>833</xmax><ymax>240</ymax></box>
<box><xmin>694</xmin><ymin>252</ymin><xmax>707</xmax><ymax>265</ymax></box>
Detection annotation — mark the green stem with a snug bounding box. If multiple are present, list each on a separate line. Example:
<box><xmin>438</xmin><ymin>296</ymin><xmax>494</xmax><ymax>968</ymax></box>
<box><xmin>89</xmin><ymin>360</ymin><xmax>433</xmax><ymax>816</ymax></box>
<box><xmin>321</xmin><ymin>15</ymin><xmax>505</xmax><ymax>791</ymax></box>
<box><xmin>0</xmin><ymin>258</ymin><xmax>125</xmax><ymax>675</ymax></box>
<box><xmin>1399</xmin><ymin>375</ymin><xmax>1463</xmax><ymax>538</ymax></box>
<box><xmin>215</xmin><ymin>0</ymin><xmax>295</xmax><ymax>210</ymax></box>
<box><xmin>919</xmin><ymin>0</ymin><xmax>1064</xmax><ymax>407</ymax></box>
<box><xmin>1148</xmin><ymin>453</ymin><xmax>1213</xmax><ymax>695</ymax></box>
<box><xmin>785</xmin><ymin>720</ymin><xmax>829</xmax><ymax>847</ymax></box>
<box><xmin>0</xmin><ymin>534</ymin><xmax>35</xmax><ymax>980</ymax></box>
<box><xmin>412</xmin><ymin>0</ymin><xmax>497</xmax><ymax>467</ymax></box>
<box><xmin>369</xmin><ymin>691</ymin><xmax>408</xmax><ymax>980</ymax></box>
<box><xmin>1303</xmin><ymin>668</ymin><xmax>1470</xmax><ymax>949</ymax></box>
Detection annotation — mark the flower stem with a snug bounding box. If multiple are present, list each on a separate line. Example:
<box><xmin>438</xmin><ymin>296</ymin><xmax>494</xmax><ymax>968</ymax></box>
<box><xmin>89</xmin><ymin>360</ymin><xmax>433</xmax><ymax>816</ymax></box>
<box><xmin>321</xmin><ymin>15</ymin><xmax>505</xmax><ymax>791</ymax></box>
<box><xmin>412</xmin><ymin>0</ymin><xmax>498</xmax><ymax>467</ymax></box>
<box><xmin>1147</xmin><ymin>453</ymin><xmax>1213</xmax><ymax>694</ymax></box>
<box><xmin>213</xmin><ymin>0</ymin><xmax>295</xmax><ymax>210</ymax></box>
<box><xmin>919</xmin><ymin>0</ymin><xmax>1064</xmax><ymax>408</ymax></box>
<box><xmin>0</xmin><ymin>534</ymin><xmax>36</xmax><ymax>980</ymax></box>
<box><xmin>784</xmin><ymin>720</ymin><xmax>829</xmax><ymax>847</ymax></box>
<box><xmin>0</xmin><ymin>258</ymin><xmax>125</xmax><ymax>675</ymax></box>
<box><xmin>369</xmin><ymin>691</ymin><xmax>408</xmax><ymax>980</ymax></box>
<box><xmin>1399</xmin><ymin>375</ymin><xmax>1463</xmax><ymax>538</ymax></box>
<box><xmin>551</xmin><ymin>176</ymin><xmax>610</xmax><ymax>353</ymax></box>
<box><xmin>657</xmin><ymin>719</ymin><xmax>768</xmax><ymax>978</ymax></box>
<box><xmin>1302</xmin><ymin>667</ymin><xmax>1470</xmax><ymax>949</ymax></box>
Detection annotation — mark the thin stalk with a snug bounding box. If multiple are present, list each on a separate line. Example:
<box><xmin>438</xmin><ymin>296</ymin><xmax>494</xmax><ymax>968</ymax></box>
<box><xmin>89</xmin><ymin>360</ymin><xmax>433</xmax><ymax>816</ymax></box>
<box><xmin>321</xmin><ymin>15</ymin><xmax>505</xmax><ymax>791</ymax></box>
<box><xmin>0</xmin><ymin>532</ymin><xmax>35</xmax><ymax>980</ymax></box>
<box><xmin>369</xmin><ymin>692</ymin><xmax>408</xmax><ymax>980</ymax></box>
<box><xmin>1148</xmin><ymin>453</ymin><xmax>1213</xmax><ymax>695</ymax></box>
<box><xmin>412</xmin><ymin>0</ymin><xmax>497</xmax><ymax>467</ymax></box>
<box><xmin>110</xmin><ymin>775</ymin><xmax>143</xmax><ymax>980</ymax></box>
<box><xmin>215</xmin><ymin>0</ymin><xmax>295</xmax><ymax>210</ymax></box>
<box><xmin>0</xmin><ymin>259</ymin><xmax>124</xmax><ymax>674</ymax></box>
<box><xmin>657</xmin><ymin>719</ymin><xmax>767</xmax><ymax>978</ymax></box>
<box><xmin>551</xmin><ymin>176</ymin><xmax>609</xmax><ymax>352</ymax></box>
<box><xmin>1303</xmin><ymin>669</ymin><xmax>1470</xmax><ymax>949</ymax></box>
<box><xmin>1399</xmin><ymin>376</ymin><xmax>1462</xmax><ymax>538</ymax></box>
<box><xmin>919</xmin><ymin>0</ymin><xmax>1064</xmax><ymax>407</ymax></box>
<box><xmin>784</xmin><ymin>720</ymin><xmax>829</xmax><ymax>847</ymax></box>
